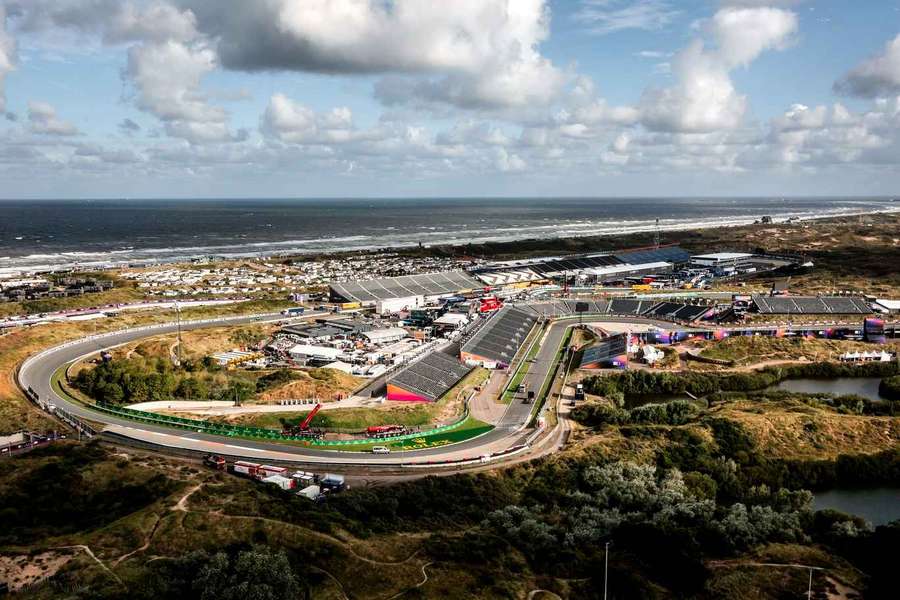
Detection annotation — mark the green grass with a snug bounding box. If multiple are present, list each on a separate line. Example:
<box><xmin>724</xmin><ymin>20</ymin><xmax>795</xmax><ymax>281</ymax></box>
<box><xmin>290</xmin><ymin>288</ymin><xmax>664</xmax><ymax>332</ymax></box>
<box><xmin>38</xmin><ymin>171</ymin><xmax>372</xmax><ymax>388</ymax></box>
<box><xmin>275</xmin><ymin>415</ymin><xmax>494</xmax><ymax>453</ymax></box>
<box><xmin>501</xmin><ymin>326</ymin><xmax>544</xmax><ymax>403</ymax></box>
<box><xmin>53</xmin><ymin>360</ymin><xmax>494</xmax><ymax>453</ymax></box>
<box><xmin>220</xmin><ymin>406</ymin><xmax>438</xmax><ymax>430</ymax></box>
<box><xmin>529</xmin><ymin>326</ymin><xmax>574</xmax><ymax>426</ymax></box>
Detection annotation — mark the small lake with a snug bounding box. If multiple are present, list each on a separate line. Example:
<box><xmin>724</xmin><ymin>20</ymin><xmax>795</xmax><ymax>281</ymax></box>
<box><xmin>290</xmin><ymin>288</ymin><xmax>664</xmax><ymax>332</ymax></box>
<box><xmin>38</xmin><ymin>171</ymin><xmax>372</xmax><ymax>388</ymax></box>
<box><xmin>772</xmin><ymin>377</ymin><xmax>888</xmax><ymax>402</ymax></box>
<box><xmin>813</xmin><ymin>488</ymin><xmax>900</xmax><ymax>526</ymax></box>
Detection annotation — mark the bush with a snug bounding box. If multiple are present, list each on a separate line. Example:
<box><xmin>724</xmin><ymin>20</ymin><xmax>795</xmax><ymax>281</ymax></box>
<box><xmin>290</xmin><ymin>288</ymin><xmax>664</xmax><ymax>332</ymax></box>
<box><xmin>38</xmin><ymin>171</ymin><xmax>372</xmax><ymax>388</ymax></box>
<box><xmin>572</xmin><ymin>399</ymin><xmax>700</xmax><ymax>428</ymax></box>
<box><xmin>582</xmin><ymin>361</ymin><xmax>900</xmax><ymax>402</ymax></box>
<box><xmin>879</xmin><ymin>375</ymin><xmax>900</xmax><ymax>401</ymax></box>
<box><xmin>255</xmin><ymin>369</ymin><xmax>300</xmax><ymax>393</ymax></box>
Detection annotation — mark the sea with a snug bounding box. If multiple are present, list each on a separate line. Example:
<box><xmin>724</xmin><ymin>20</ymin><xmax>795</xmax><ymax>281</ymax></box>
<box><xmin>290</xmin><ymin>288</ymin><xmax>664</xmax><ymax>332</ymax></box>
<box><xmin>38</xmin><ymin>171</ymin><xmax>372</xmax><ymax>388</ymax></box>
<box><xmin>0</xmin><ymin>197</ymin><xmax>897</xmax><ymax>274</ymax></box>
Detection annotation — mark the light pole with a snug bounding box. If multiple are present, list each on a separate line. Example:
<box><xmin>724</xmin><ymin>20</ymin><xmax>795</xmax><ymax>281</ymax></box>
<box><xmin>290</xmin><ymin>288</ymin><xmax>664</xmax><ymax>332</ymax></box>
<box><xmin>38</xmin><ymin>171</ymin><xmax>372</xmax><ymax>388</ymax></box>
<box><xmin>603</xmin><ymin>540</ymin><xmax>610</xmax><ymax>600</ymax></box>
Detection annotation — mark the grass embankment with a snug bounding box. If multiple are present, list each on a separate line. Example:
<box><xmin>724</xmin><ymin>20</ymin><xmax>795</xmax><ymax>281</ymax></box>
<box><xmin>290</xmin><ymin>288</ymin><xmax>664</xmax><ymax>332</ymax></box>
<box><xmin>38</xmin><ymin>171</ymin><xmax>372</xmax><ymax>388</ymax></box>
<box><xmin>694</xmin><ymin>336</ymin><xmax>895</xmax><ymax>369</ymax></box>
<box><xmin>220</xmin><ymin>367</ymin><xmax>489</xmax><ymax>431</ymax></box>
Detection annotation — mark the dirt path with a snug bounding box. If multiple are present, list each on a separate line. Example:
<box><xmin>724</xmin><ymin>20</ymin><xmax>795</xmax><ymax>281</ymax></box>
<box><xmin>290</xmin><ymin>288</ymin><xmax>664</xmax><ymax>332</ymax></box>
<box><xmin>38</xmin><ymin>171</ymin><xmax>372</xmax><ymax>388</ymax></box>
<box><xmin>172</xmin><ymin>482</ymin><xmax>205</xmax><ymax>512</ymax></box>
<box><xmin>213</xmin><ymin>512</ymin><xmax>421</xmax><ymax>566</ymax></box>
<box><xmin>55</xmin><ymin>545</ymin><xmax>123</xmax><ymax>587</ymax></box>
<box><xmin>706</xmin><ymin>560</ymin><xmax>860</xmax><ymax>599</ymax></box>
<box><xmin>527</xmin><ymin>590</ymin><xmax>562</xmax><ymax>600</ymax></box>
<box><xmin>385</xmin><ymin>562</ymin><xmax>434</xmax><ymax>599</ymax></box>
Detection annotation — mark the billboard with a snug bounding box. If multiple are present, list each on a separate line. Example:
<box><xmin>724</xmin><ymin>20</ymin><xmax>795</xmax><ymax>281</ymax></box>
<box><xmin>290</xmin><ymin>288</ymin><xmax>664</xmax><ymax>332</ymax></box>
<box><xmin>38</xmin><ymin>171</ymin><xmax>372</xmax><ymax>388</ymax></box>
<box><xmin>864</xmin><ymin>318</ymin><xmax>886</xmax><ymax>344</ymax></box>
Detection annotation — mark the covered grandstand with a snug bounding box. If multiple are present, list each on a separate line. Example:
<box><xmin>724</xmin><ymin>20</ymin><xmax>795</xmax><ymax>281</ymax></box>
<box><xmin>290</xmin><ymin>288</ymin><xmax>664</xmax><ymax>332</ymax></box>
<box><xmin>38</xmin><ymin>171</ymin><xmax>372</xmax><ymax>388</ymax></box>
<box><xmin>519</xmin><ymin>297</ymin><xmax>710</xmax><ymax>322</ymax></box>
<box><xmin>386</xmin><ymin>350</ymin><xmax>474</xmax><ymax>402</ymax></box>
<box><xmin>752</xmin><ymin>295</ymin><xmax>871</xmax><ymax>315</ymax></box>
<box><xmin>642</xmin><ymin>302</ymin><xmax>712</xmax><ymax>321</ymax></box>
<box><xmin>580</xmin><ymin>334</ymin><xmax>628</xmax><ymax>369</ymax></box>
<box><xmin>330</xmin><ymin>271</ymin><xmax>482</xmax><ymax>303</ymax></box>
<box><xmin>461</xmin><ymin>306</ymin><xmax>538</xmax><ymax>367</ymax></box>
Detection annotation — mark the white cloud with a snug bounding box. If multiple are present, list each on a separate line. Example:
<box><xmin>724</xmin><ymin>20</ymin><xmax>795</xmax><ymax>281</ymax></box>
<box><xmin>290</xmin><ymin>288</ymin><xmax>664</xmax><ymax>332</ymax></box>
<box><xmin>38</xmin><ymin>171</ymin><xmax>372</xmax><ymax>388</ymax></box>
<box><xmin>575</xmin><ymin>1</ymin><xmax>680</xmax><ymax>36</ymax></box>
<box><xmin>180</xmin><ymin>0</ymin><xmax>565</xmax><ymax>111</ymax></box>
<box><xmin>126</xmin><ymin>40</ymin><xmax>237</xmax><ymax>144</ymax></box>
<box><xmin>28</xmin><ymin>101</ymin><xmax>79</xmax><ymax>135</ymax></box>
<box><xmin>640</xmin><ymin>40</ymin><xmax>746</xmax><ymax>132</ymax></box>
<box><xmin>8</xmin><ymin>0</ymin><xmax>198</xmax><ymax>44</ymax></box>
<box><xmin>0</xmin><ymin>5</ymin><xmax>15</xmax><ymax>113</ymax></box>
<box><xmin>710</xmin><ymin>7</ymin><xmax>797</xmax><ymax>67</ymax></box>
<box><xmin>835</xmin><ymin>34</ymin><xmax>900</xmax><ymax>98</ymax></box>
<box><xmin>639</xmin><ymin>7</ymin><xmax>797</xmax><ymax>133</ymax></box>
<box><xmin>261</xmin><ymin>94</ymin><xmax>359</xmax><ymax>144</ymax></box>
<box><xmin>493</xmin><ymin>147</ymin><xmax>526</xmax><ymax>172</ymax></box>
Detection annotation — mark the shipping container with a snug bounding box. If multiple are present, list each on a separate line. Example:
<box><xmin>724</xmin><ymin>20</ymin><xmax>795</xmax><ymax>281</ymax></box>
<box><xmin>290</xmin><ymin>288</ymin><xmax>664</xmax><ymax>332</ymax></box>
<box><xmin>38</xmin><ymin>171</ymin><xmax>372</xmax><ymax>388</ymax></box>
<box><xmin>257</xmin><ymin>465</ymin><xmax>288</xmax><ymax>479</ymax></box>
<box><xmin>262</xmin><ymin>475</ymin><xmax>296</xmax><ymax>491</ymax></box>
<box><xmin>297</xmin><ymin>485</ymin><xmax>322</xmax><ymax>501</ymax></box>
<box><xmin>233</xmin><ymin>461</ymin><xmax>260</xmax><ymax>476</ymax></box>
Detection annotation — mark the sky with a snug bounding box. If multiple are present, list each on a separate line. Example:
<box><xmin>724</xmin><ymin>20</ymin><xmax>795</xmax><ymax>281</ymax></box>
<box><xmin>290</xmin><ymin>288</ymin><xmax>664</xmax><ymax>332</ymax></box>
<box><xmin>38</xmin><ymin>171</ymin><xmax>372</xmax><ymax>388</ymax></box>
<box><xmin>1</xmin><ymin>0</ymin><xmax>900</xmax><ymax>199</ymax></box>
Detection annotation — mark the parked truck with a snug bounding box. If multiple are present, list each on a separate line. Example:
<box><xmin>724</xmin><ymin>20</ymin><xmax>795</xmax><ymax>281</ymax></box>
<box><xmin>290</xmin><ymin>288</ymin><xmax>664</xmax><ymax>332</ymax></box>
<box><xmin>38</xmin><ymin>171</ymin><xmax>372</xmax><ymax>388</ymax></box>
<box><xmin>281</xmin><ymin>307</ymin><xmax>305</xmax><ymax>316</ymax></box>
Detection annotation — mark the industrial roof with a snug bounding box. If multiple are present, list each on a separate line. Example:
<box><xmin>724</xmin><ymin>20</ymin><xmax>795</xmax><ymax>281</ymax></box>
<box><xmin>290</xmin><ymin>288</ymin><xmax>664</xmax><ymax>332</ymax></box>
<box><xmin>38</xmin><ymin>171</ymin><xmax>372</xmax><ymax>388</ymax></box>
<box><xmin>361</xmin><ymin>328</ymin><xmax>409</xmax><ymax>342</ymax></box>
<box><xmin>615</xmin><ymin>246</ymin><xmax>692</xmax><ymax>264</ymax></box>
<box><xmin>692</xmin><ymin>252</ymin><xmax>754</xmax><ymax>260</ymax></box>
<box><xmin>875</xmin><ymin>299</ymin><xmax>900</xmax><ymax>310</ymax></box>
<box><xmin>580</xmin><ymin>261</ymin><xmax>672</xmax><ymax>277</ymax></box>
<box><xmin>331</xmin><ymin>271</ymin><xmax>482</xmax><ymax>302</ymax></box>
<box><xmin>288</xmin><ymin>344</ymin><xmax>343</xmax><ymax>359</ymax></box>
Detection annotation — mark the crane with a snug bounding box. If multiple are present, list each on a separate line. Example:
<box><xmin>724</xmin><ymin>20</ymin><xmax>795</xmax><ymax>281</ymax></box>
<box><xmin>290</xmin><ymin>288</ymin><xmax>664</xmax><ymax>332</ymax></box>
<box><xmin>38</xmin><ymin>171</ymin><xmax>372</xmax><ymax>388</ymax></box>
<box><xmin>299</xmin><ymin>403</ymin><xmax>322</xmax><ymax>430</ymax></box>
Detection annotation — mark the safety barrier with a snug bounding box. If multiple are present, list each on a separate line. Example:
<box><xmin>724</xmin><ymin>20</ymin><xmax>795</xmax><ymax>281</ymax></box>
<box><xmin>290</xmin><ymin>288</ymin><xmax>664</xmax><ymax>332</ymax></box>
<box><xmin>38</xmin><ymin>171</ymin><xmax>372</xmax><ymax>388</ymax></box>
<box><xmin>88</xmin><ymin>402</ymin><xmax>473</xmax><ymax>447</ymax></box>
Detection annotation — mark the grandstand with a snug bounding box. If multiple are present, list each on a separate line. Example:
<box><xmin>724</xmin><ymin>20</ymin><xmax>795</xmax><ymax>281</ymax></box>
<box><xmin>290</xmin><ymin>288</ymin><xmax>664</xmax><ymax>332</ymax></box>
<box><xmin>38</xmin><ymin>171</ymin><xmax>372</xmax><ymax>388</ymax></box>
<box><xmin>580</xmin><ymin>334</ymin><xmax>628</xmax><ymax>369</ymax></box>
<box><xmin>461</xmin><ymin>306</ymin><xmax>538</xmax><ymax>367</ymax></box>
<box><xmin>608</xmin><ymin>298</ymin><xmax>657</xmax><ymax>315</ymax></box>
<box><xmin>330</xmin><ymin>271</ymin><xmax>482</xmax><ymax>303</ymax></box>
<box><xmin>386</xmin><ymin>350</ymin><xmax>474</xmax><ymax>402</ymax></box>
<box><xmin>643</xmin><ymin>302</ymin><xmax>712</xmax><ymax>321</ymax></box>
<box><xmin>752</xmin><ymin>295</ymin><xmax>871</xmax><ymax>315</ymax></box>
<box><xmin>518</xmin><ymin>297</ymin><xmax>707</xmax><ymax>322</ymax></box>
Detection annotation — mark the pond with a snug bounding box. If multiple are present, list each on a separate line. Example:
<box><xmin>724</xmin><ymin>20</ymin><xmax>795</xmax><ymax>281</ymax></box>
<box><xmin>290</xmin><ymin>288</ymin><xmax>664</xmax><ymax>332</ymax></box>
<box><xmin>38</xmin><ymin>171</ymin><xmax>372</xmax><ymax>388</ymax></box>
<box><xmin>813</xmin><ymin>488</ymin><xmax>900</xmax><ymax>526</ymax></box>
<box><xmin>772</xmin><ymin>377</ymin><xmax>888</xmax><ymax>402</ymax></box>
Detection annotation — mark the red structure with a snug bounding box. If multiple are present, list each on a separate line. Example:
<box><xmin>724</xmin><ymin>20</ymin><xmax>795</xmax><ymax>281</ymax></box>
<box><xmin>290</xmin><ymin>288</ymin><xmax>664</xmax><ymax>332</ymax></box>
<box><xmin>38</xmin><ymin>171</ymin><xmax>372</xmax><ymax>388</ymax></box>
<box><xmin>478</xmin><ymin>296</ymin><xmax>503</xmax><ymax>313</ymax></box>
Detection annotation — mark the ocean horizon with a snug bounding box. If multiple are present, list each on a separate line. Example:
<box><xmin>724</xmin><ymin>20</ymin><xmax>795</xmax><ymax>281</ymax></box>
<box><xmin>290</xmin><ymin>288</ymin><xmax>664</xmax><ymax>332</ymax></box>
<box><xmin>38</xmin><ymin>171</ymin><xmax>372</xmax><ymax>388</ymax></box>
<box><xmin>2</xmin><ymin>197</ymin><xmax>897</xmax><ymax>274</ymax></box>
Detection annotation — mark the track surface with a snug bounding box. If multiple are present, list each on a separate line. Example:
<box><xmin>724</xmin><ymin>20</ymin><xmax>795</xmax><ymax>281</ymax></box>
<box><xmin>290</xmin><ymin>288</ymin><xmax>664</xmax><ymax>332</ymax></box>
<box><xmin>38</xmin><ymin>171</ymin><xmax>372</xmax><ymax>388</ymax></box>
<box><xmin>19</xmin><ymin>313</ymin><xmax>561</xmax><ymax>466</ymax></box>
<box><xmin>19</xmin><ymin>309</ymin><xmax>861</xmax><ymax>468</ymax></box>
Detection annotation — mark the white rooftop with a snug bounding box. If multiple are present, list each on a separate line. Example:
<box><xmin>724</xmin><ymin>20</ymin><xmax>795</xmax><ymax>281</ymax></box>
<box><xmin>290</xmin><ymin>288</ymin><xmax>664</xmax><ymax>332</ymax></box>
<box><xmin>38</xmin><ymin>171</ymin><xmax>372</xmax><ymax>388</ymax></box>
<box><xmin>580</xmin><ymin>261</ymin><xmax>672</xmax><ymax>277</ymax></box>
<box><xmin>875</xmin><ymin>299</ymin><xmax>900</xmax><ymax>310</ymax></box>
<box><xmin>288</xmin><ymin>344</ymin><xmax>343</xmax><ymax>359</ymax></box>
<box><xmin>362</xmin><ymin>327</ymin><xmax>409</xmax><ymax>342</ymax></box>
<box><xmin>692</xmin><ymin>252</ymin><xmax>754</xmax><ymax>260</ymax></box>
